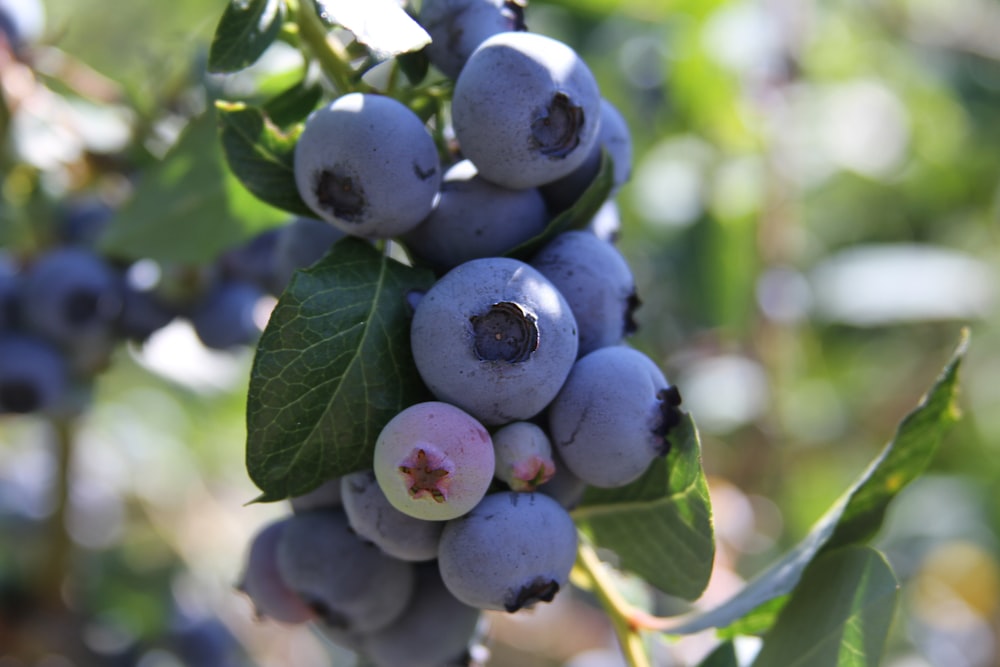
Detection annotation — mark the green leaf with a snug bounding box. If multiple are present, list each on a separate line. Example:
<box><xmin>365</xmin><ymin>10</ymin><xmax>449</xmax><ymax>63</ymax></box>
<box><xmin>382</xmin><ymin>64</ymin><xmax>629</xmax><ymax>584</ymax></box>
<box><xmin>572</xmin><ymin>412</ymin><xmax>715</xmax><ymax>600</ymax></box>
<box><xmin>262</xmin><ymin>80</ymin><xmax>323</xmax><ymax>128</ymax></box>
<box><xmin>697</xmin><ymin>641</ymin><xmax>739</xmax><ymax>667</ymax></box>
<box><xmin>664</xmin><ymin>330</ymin><xmax>967</xmax><ymax>635</ymax></box>
<box><xmin>312</xmin><ymin>0</ymin><xmax>430</xmax><ymax>59</ymax></box>
<box><xmin>397</xmin><ymin>49</ymin><xmax>430</xmax><ymax>86</ymax></box>
<box><xmin>245</xmin><ymin>238</ymin><xmax>436</xmax><ymax>502</ymax></box>
<box><xmin>99</xmin><ymin>111</ymin><xmax>288</xmax><ymax>263</ymax></box>
<box><xmin>751</xmin><ymin>546</ymin><xmax>899</xmax><ymax>667</ymax></box>
<box><xmin>216</xmin><ymin>100</ymin><xmax>315</xmax><ymax>218</ymax></box>
<box><xmin>504</xmin><ymin>151</ymin><xmax>615</xmax><ymax>260</ymax></box>
<box><xmin>208</xmin><ymin>0</ymin><xmax>285</xmax><ymax>74</ymax></box>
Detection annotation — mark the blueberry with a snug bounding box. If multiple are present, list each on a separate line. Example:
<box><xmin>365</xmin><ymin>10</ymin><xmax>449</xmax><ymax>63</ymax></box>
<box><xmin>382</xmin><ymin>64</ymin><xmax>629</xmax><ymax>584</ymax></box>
<box><xmin>294</xmin><ymin>93</ymin><xmax>441</xmax><ymax>239</ymax></box>
<box><xmin>363</xmin><ymin>563</ymin><xmax>482</xmax><ymax>667</ymax></box>
<box><xmin>0</xmin><ymin>0</ymin><xmax>44</xmax><ymax>54</ymax></box>
<box><xmin>117</xmin><ymin>282</ymin><xmax>175</xmax><ymax>343</ymax></box>
<box><xmin>56</xmin><ymin>196</ymin><xmax>115</xmax><ymax>247</ymax></box>
<box><xmin>236</xmin><ymin>518</ymin><xmax>315</xmax><ymax>624</ymax></box>
<box><xmin>0</xmin><ymin>333</ymin><xmax>69</xmax><ymax>414</ymax></box>
<box><xmin>410</xmin><ymin>257</ymin><xmax>578</xmax><ymax>425</ymax></box>
<box><xmin>402</xmin><ymin>159</ymin><xmax>549</xmax><ymax>272</ymax></box>
<box><xmin>271</xmin><ymin>217</ymin><xmax>345</xmax><ymax>292</ymax></box>
<box><xmin>437</xmin><ymin>491</ymin><xmax>578</xmax><ymax>612</ymax></box>
<box><xmin>188</xmin><ymin>281</ymin><xmax>265</xmax><ymax>350</ymax></box>
<box><xmin>541</xmin><ymin>99</ymin><xmax>633</xmax><ymax>213</ymax></box>
<box><xmin>20</xmin><ymin>247</ymin><xmax>123</xmax><ymax>349</ymax></box>
<box><xmin>276</xmin><ymin>509</ymin><xmax>415</xmax><ymax>633</ymax></box>
<box><xmin>289</xmin><ymin>477</ymin><xmax>343</xmax><ymax>513</ymax></box>
<box><xmin>492</xmin><ymin>421</ymin><xmax>555</xmax><ymax>492</ymax></box>
<box><xmin>341</xmin><ymin>469</ymin><xmax>444</xmax><ymax>561</ymax></box>
<box><xmin>217</xmin><ymin>228</ymin><xmax>282</xmax><ymax>293</ymax></box>
<box><xmin>418</xmin><ymin>0</ymin><xmax>527</xmax><ymax>80</ymax></box>
<box><xmin>548</xmin><ymin>346</ymin><xmax>683</xmax><ymax>488</ymax></box>
<box><xmin>373</xmin><ymin>401</ymin><xmax>495</xmax><ymax>521</ymax></box>
<box><xmin>530</xmin><ymin>230</ymin><xmax>638</xmax><ymax>356</ymax></box>
<box><xmin>451</xmin><ymin>32</ymin><xmax>602</xmax><ymax>189</ymax></box>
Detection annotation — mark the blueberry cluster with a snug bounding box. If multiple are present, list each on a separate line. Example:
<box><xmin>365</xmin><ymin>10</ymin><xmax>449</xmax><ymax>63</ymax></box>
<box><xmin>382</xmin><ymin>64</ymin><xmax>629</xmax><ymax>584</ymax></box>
<box><xmin>0</xmin><ymin>207</ymin><xmax>344</xmax><ymax>417</ymax></box>
<box><xmin>239</xmin><ymin>1</ymin><xmax>685</xmax><ymax>663</ymax></box>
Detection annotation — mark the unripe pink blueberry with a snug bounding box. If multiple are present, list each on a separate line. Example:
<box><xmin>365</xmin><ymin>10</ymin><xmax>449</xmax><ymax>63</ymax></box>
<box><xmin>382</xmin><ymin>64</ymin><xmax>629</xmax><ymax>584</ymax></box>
<box><xmin>373</xmin><ymin>401</ymin><xmax>495</xmax><ymax>521</ymax></box>
<box><xmin>492</xmin><ymin>421</ymin><xmax>555</xmax><ymax>492</ymax></box>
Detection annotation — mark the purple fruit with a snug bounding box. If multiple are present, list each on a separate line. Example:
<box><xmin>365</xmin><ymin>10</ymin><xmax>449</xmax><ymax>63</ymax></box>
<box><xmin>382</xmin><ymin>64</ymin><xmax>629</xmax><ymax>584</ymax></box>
<box><xmin>289</xmin><ymin>477</ymin><xmax>343</xmax><ymax>513</ymax></box>
<box><xmin>451</xmin><ymin>32</ymin><xmax>602</xmax><ymax>189</ymax></box>
<box><xmin>530</xmin><ymin>230</ymin><xmax>638</xmax><ymax>357</ymax></box>
<box><xmin>402</xmin><ymin>159</ymin><xmax>549</xmax><ymax>272</ymax></box>
<box><xmin>373</xmin><ymin>401</ymin><xmax>495</xmax><ymax>521</ymax></box>
<box><xmin>363</xmin><ymin>563</ymin><xmax>482</xmax><ymax>667</ymax></box>
<box><xmin>410</xmin><ymin>257</ymin><xmax>578</xmax><ymax>425</ymax></box>
<box><xmin>236</xmin><ymin>517</ymin><xmax>314</xmax><ymax>624</ymax></box>
<box><xmin>294</xmin><ymin>93</ymin><xmax>441</xmax><ymax>239</ymax></box>
<box><xmin>341</xmin><ymin>469</ymin><xmax>444</xmax><ymax>561</ymax></box>
<box><xmin>437</xmin><ymin>491</ymin><xmax>578</xmax><ymax>612</ymax></box>
<box><xmin>548</xmin><ymin>346</ymin><xmax>682</xmax><ymax>488</ymax></box>
<box><xmin>418</xmin><ymin>0</ymin><xmax>527</xmax><ymax>79</ymax></box>
<box><xmin>276</xmin><ymin>509</ymin><xmax>415</xmax><ymax>633</ymax></box>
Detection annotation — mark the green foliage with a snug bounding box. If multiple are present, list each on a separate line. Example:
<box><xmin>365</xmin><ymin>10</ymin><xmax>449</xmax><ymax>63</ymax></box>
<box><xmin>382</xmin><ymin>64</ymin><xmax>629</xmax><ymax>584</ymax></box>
<box><xmin>750</xmin><ymin>546</ymin><xmax>898</xmax><ymax>667</ymax></box>
<box><xmin>208</xmin><ymin>0</ymin><xmax>286</xmax><ymax>74</ymax></box>
<box><xmin>98</xmin><ymin>111</ymin><xmax>288</xmax><ymax>263</ymax></box>
<box><xmin>672</xmin><ymin>331</ymin><xmax>966</xmax><ymax>636</ymax></box>
<box><xmin>574</xmin><ymin>413</ymin><xmax>714</xmax><ymax>600</ymax></box>
<box><xmin>245</xmin><ymin>238</ymin><xmax>435</xmax><ymax>502</ymax></box>
<box><xmin>215</xmin><ymin>101</ymin><xmax>315</xmax><ymax>219</ymax></box>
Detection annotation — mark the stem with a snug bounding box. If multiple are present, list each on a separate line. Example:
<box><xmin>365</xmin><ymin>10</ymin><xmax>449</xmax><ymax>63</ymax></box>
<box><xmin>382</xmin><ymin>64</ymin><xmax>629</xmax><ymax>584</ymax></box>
<box><xmin>293</xmin><ymin>0</ymin><xmax>361</xmax><ymax>94</ymax></box>
<box><xmin>39</xmin><ymin>416</ymin><xmax>75</xmax><ymax>608</ymax></box>
<box><xmin>576</xmin><ymin>539</ymin><xmax>653</xmax><ymax>667</ymax></box>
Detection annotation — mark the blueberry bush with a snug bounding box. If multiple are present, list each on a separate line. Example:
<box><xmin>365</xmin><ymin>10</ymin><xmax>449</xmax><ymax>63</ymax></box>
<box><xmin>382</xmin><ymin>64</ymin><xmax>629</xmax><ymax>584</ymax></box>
<box><xmin>0</xmin><ymin>0</ymin><xmax>995</xmax><ymax>666</ymax></box>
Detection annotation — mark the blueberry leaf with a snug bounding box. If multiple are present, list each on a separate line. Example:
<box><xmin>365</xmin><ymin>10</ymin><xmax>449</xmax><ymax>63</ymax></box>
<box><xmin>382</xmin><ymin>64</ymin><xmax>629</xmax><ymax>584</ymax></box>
<box><xmin>98</xmin><ymin>111</ymin><xmax>287</xmax><ymax>263</ymax></box>
<box><xmin>313</xmin><ymin>0</ymin><xmax>430</xmax><ymax>59</ymax></box>
<box><xmin>208</xmin><ymin>0</ymin><xmax>285</xmax><ymax>74</ymax></box>
<box><xmin>245</xmin><ymin>238</ymin><xmax>436</xmax><ymax>502</ymax></box>
<box><xmin>263</xmin><ymin>80</ymin><xmax>324</xmax><ymax>128</ymax></box>
<box><xmin>216</xmin><ymin>100</ymin><xmax>315</xmax><ymax>218</ymax></box>
<box><xmin>750</xmin><ymin>546</ymin><xmax>898</xmax><ymax>667</ymax></box>
<box><xmin>505</xmin><ymin>150</ymin><xmax>614</xmax><ymax>260</ymax></box>
<box><xmin>665</xmin><ymin>329</ymin><xmax>967</xmax><ymax>635</ymax></box>
<box><xmin>572</xmin><ymin>411</ymin><xmax>715</xmax><ymax>601</ymax></box>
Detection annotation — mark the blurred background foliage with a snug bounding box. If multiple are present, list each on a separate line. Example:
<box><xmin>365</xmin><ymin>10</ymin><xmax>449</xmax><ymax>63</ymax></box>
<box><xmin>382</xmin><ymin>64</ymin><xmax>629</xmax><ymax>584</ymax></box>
<box><xmin>0</xmin><ymin>0</ymin><xmax>998</xmax><ymax>665</ymax></box>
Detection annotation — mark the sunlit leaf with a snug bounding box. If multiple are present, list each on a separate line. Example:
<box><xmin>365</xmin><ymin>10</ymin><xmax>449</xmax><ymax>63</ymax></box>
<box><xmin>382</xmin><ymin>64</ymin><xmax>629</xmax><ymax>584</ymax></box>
<box><xmin>246</xmin><ymin>238</ymin><xmax>435</xmax><ymax>502</ymax></box>
<box><xmin>208</xmin><ymin>0</ymin><xmax>285</xmax><ymax>73</ymax></box>
<box><xmin>572</xmin><ymin>413</ymin><xmax>715</xmax><ymax>600</ymax></box>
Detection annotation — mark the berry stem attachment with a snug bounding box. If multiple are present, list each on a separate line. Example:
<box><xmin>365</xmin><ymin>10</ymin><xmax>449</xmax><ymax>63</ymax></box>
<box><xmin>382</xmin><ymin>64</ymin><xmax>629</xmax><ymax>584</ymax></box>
<box><xmin>575</xmin><ymin>538</ymin><xmax>652</xmax><ymax>667</ymax></box>
<box><xmin>291</xmin><ymin>0</ymin><xmax>361</xmax><ymax>94</ymax></box>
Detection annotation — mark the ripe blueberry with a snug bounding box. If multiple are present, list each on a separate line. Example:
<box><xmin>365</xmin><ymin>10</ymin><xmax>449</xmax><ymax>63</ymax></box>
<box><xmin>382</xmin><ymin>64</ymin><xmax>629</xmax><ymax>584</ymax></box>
<box><xmin>341</xmin><ymin>469</ymin><xmax>444</xmax><ymax>561</ymax></box>
<box><xmin>276</xmin><ymin>509</ymin><xmax>415</xmax><ymax>633</ymax></box>
<box><xmin>451</xmin><ymin>32</ymin><xmax>602</xmax><ymax>189</ymax></box>
<box><xmin>294</xmin><ymin>93</ymin><xmax>441</xmax><ymax>239</ymax></box>
<box><xmin>418</xmin><ymin>0</ymin><xmax>527</xmax><ymax>79</ymax></box>
<box><xmin>548</xmin><ymin>346</ymin><xmax>683</xmax><ymax>488</ymax></box>
<box><xmin>410</xmin><ymin>257</ymin><xmax>578</xmax><ymax>425</ymax></box>
<box><xmin>437</xmin><ymin>491</ymin><xmax>578</xmax><ymax>612</ymax></box>
<box><xmin>402</xmin><ymin>159</ymin><xmax>549</xmax><ymax>272</ymax></box>
<box><xmin>530</xmin><ymin>230</ymin><xmax>639</xmax><ymax>356</ymax></box>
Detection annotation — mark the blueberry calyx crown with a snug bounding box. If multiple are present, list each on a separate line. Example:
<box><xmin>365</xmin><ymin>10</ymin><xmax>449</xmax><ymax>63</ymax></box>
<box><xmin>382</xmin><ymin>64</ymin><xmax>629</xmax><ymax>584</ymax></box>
<box><xmin>314</xmin><ymin>168</ymin><xmax>366</xmax><ymax>222</ymax></box>
<box><xmin>531</xmin><ymin>92</ymin><xmax>584</xmax><ymax>159</ymax></box>
<box><xmin>653</xmin><ymin>385</ymin><xmax>684</xmax><ymax>456</ymax></box>
<box><xmin>470</xmin><ymin>301</ymin><xmax>539</xmax><ymax>363</ymax></box>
